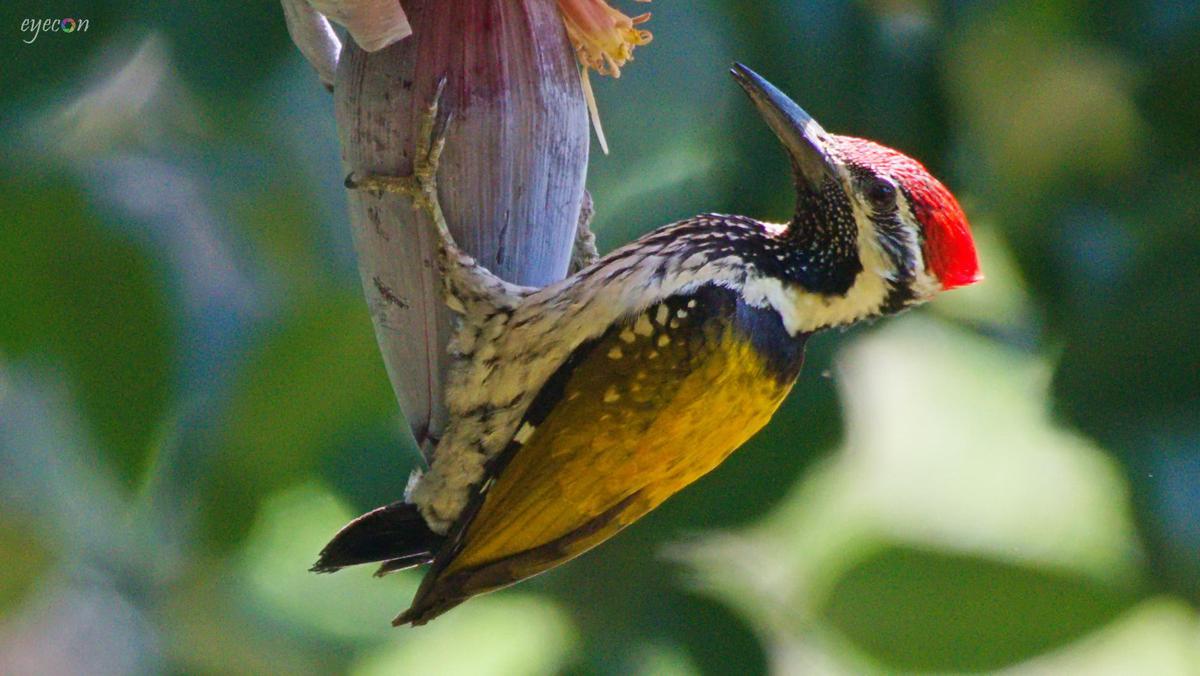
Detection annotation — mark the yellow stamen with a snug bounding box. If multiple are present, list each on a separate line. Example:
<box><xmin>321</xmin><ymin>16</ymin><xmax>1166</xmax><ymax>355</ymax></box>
<box><xmin>557</xmin><ymin>0</ymin><xmax>653</xmax><ymax>78</ymax></box>
<box><xmin>557</xmin><ymin>0</ymin><xmax>652</xmax><ymax>153</ymax></box>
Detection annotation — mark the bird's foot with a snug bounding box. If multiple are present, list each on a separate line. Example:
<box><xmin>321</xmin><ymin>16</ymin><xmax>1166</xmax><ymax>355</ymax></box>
<box><xmin>344</xmin><ymin>77</ymin><xmax>453</xmax><ymax>243</ymax></box>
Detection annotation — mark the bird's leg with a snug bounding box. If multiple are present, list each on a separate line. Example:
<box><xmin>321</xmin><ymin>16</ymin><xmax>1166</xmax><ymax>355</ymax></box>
<box><xmin>345</xmin><ymin>79</ymin><xmax>530</xmax><ymax>314</ymax></box>
<box><xmin>345</xmin><ymin>77</ymin><xmax>453</xmax><ymax>248</ymax></box>
<box><xmin>348</xmin><ymin>79</ymin><xmax>600</xmax><ymax>284</ymax></box>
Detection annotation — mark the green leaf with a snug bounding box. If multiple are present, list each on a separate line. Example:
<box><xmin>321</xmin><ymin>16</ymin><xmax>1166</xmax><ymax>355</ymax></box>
<box><xmin>1001</xmin><ymin>598</ymin><xmax>1200</xmax><ymax>675</ymax></box>
<box><xmin>350</xmin><ymin>594</ymin><xmax>577</xmax><ymax>676</ymax></box>
<box><xmin>0</xmin><ymin>513</ymin><xmax>51</xmax><ymax>612</ymax></box>
<box><xmin>0</xmin><ymin>172</ymin><xmax>174</xmax><ymax>488</ymax></box>
<box><xmin>821</xmin><ymin>546</ymin><xmax>1136</xmax><ymax>672</ymax></box>
<box><xmin>202</xmin><ymin>293</ymin><xmax>397</xmax><ymax>549</ymax></box>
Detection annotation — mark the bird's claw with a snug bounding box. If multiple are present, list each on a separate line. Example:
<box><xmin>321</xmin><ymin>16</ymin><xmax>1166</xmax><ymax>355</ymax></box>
<box><xmin>344</xmin><ymin>77</ymin><xmax>452</xmax><ymax>228</ymax></box>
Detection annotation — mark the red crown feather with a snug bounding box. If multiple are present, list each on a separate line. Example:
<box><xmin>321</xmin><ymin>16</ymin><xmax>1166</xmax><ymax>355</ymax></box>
<box><xmin>833</xmin><ymin>137</ymin><xmax>982</xmax><ymax>290</ymax></box>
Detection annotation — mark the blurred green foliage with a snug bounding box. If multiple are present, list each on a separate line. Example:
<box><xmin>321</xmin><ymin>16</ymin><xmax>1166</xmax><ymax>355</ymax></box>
<box><xmin>2</xmin><ymin>1</ymin><xmax>1199</xmax><ymax>674</ymax></box>
<box><xmin>0</xmin><ymin>175</ymin><xmax>174</xmax><ymax>486</ymax></box>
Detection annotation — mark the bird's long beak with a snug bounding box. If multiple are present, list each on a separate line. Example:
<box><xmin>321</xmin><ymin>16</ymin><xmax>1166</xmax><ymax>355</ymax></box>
<box><xmin>731</xmin><ymin>63</ymin><xmax>838</xmax><ymax>191</ymax></box>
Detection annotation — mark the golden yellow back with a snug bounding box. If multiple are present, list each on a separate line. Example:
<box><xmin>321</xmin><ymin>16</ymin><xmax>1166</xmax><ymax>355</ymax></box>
<box><xmin>420</xmin><ymin>286</ymin><xmax>807</xmax><ymax>607</ymax></box>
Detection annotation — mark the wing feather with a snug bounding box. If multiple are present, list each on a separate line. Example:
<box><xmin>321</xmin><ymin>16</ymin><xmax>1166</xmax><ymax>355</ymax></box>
<box><xmin>398</xmin><ymin>285</ymin><xmax>806</xmax><ymax>624</ymax></box>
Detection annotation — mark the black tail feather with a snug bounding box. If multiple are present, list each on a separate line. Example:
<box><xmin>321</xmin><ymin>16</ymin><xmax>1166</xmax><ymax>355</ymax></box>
<box><xmin>311</xmin><ymin>501</ymin><xmax>442</xmax><ymax>573</ymax></box>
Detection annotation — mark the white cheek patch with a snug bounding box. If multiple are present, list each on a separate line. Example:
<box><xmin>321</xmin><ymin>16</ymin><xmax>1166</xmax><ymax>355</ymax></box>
<box><xmin>752</xmin><ymin>180</ymin><xmax>943</xmax><ymax>332</ymax></box>
<box><xmin>893</xmin><ymin>187</ymin><xmax>941</xmax><ymax>299</ymax></box>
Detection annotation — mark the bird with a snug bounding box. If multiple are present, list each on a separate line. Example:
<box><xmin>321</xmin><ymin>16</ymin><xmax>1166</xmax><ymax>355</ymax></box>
<box><xmin>312</xmin><ymin>64</ymin><xmax>982</xmax><ymax>626</ymax></box>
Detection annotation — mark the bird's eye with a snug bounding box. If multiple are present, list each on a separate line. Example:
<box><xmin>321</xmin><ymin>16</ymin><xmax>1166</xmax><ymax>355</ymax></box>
<box><xmin>866</xmin><ymin>178</ymin><xmax>897</xmax><ymax>211</ymax></box>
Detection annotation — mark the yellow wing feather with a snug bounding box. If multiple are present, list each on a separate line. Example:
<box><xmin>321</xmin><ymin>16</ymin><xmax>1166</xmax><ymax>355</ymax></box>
<box><xmin>444</xmin><ymin>308</ymin><xmax>794</xmax><ymax>580</ymax></box>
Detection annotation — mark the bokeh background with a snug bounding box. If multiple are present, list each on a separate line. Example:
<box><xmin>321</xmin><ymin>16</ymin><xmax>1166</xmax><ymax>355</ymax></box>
<box><xmin>2</xmin><ymin>1</ymin><xmax>1199</xmax><ymax>674</ymax></box>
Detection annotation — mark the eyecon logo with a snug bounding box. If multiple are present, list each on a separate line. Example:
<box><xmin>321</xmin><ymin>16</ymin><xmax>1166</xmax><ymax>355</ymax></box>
<box><xmin>21</xmin><ymin>17</ymin><xmax>90</xmax><ymax>44</ymax></box>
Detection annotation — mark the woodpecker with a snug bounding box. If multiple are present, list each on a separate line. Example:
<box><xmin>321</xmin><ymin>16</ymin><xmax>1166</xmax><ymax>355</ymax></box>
<box><xmin>314</xmin><ymin>64</ymin><xmax>982</xmax><ymax>625</ymax></box>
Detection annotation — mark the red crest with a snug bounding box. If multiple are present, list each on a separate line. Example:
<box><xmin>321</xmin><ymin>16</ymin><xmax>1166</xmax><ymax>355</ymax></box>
<box><xmin>833</xmin><ymin>137</ymin><xmax>982</xmax><ymax>290</ymax></box>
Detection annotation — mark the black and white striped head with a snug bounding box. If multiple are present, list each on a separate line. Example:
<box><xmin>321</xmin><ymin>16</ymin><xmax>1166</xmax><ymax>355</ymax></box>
<box><xmin>732</xmin><ymin>64</ymin><xmax>981</xmax><ymax>331</ymax></box>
